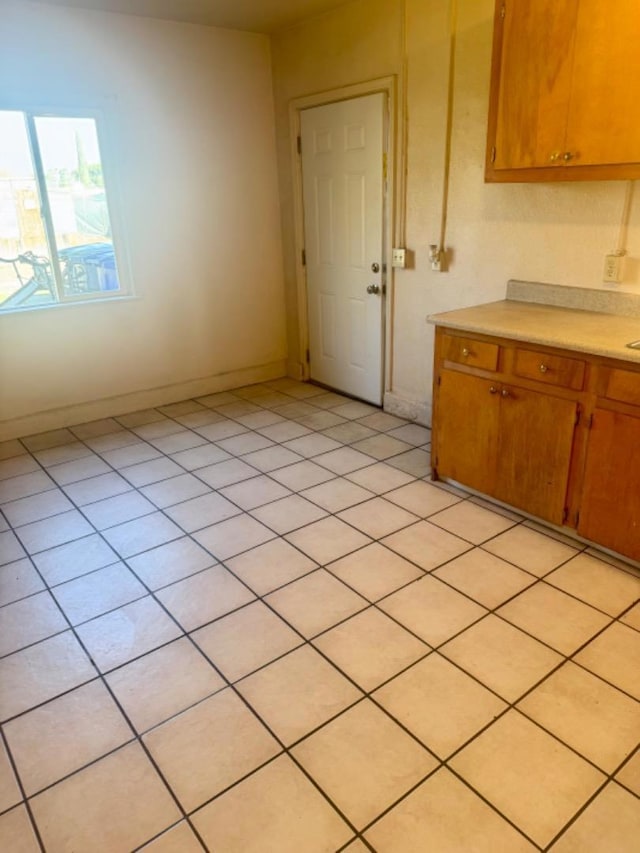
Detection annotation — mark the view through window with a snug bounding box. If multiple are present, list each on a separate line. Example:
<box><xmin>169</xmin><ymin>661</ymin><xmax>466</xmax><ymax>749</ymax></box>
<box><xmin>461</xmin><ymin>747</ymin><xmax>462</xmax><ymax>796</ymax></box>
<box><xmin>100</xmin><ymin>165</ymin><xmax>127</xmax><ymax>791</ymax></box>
<box><xmin>0</xmin><ymin>111</ymin><xmax>123</xmax><ymax>312</ymax></box>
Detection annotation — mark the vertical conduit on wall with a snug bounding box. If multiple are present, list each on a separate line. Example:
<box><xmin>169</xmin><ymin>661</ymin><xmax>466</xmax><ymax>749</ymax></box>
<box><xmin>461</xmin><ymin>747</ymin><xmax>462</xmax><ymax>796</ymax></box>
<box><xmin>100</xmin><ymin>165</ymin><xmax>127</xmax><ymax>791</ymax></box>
<box><xmin>438</xmin><ymin>0</ymin><xmax>459</xmax><ymax>267</ymax></box>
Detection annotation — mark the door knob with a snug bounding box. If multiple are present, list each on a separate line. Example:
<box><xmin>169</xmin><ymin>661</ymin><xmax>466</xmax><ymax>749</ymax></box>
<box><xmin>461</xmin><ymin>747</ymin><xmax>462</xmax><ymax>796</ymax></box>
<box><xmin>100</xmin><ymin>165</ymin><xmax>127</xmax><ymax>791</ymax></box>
<box><xmin>371</xmin><ymin>262</ymin><xmax>380</xmax><ymax>273</ymax></box>
<box><xmin>366</xmin><ymin>284</ymin><xmax>380</xmax><ymax>295</ymax></box>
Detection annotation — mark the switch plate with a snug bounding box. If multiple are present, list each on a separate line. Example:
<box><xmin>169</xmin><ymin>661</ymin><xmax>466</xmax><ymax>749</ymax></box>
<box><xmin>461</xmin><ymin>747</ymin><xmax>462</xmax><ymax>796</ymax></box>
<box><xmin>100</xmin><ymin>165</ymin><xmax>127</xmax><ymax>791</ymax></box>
<box><xmin>603</xmin><ymin>253</ymin><xmax>624</xmax><ymax>283</ymax></box>
<box><xmin>392</xmin><ymin>248</ymin><xmax>406</xmax><ymax>268</ymax></box>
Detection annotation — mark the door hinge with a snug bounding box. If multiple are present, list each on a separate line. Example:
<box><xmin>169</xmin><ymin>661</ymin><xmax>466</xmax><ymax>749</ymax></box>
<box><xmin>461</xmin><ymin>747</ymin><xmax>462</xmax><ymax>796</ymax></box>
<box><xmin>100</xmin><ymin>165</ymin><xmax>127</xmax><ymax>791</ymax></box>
<box><xmin>491</xmin><ymin>146</ymin><xmax>497</xmax><ymax>164</ymax></box>
<box><xmin>562</xmin><ymin>506</ymin><xmax>569</xmax><ymax>524</ymax></box>
<box><xmin>575</xmin><ymin>510</ymin><xmax>580</xmax><ymax>527</ymax></box>
<box><xmin>297</xmin><ymin>135</ymin><xmax>302</xmax><ymax>155</ymax></box>
<box><xmin>437</xmin><ymin>374</ymin><xmax>442</xmax><ymax>387</ymax></box>
<box><xmin>587</xmin><ymin>413</ymin><xmax>594</xmax><ymax>429</ymax></box>
<box><xmin>305</xmin><ymin>348</ymin><xmax>310</xmax><ymax>364</ymax></box>
<box><xmin>301</xmin><ymin>248</ymin><xmax>306</xmax><ymax>267</ymax></box>
<box><xmin>500</xmin><ymin>3</ymin><xmax>506</xmax><ymax>19</ymax></box>
<box><xmin>383</xmin><ymin>152</ymin><xmax>388</xmax><ymax>180</ymax></box>
<box><xmin>575</xmin><ymin>407</ymin><xmax>581</xmax><ymax>427</ymax></box>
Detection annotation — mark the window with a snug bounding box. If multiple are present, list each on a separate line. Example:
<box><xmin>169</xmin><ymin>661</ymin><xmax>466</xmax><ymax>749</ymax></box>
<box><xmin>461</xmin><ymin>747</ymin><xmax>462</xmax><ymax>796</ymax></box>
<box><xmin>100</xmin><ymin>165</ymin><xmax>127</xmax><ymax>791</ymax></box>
<box><xmin>0</xmin><ymin>110</ymin><xmax>125</xmax><ymax>312</ymax></box>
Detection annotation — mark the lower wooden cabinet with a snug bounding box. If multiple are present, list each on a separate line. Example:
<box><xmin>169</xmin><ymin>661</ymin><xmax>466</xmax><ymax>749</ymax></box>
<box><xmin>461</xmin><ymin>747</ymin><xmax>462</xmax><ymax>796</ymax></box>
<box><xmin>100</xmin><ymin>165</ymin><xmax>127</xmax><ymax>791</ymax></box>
<box><xmin>432</xmin><ymin>326</ymin><xmax>640</xmax><ymax>562</ymax></box>
<box><xmin>578</xmin><ymin>408</ymin><xmax>640</xmax><ymax>562</ymax></box>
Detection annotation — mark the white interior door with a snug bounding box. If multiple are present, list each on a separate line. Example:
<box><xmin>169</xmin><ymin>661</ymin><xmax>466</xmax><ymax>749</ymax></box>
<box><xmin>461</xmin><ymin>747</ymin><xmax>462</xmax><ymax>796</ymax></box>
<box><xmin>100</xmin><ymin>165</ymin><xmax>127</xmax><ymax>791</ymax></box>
<box><xmin>301</xmin><ymin>93</ymin><xmax>385</xmax><ymax>405</ymax></box>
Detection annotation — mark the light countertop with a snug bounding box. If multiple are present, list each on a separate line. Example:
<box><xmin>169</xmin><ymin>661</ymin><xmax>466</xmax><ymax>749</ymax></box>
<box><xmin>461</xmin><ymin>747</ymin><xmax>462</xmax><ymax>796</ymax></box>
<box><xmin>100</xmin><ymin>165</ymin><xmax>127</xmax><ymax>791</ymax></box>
<box><xmin>428</xmin><ymin>299</ymin><xmax>640</xmax><ymax>364</ymax></box>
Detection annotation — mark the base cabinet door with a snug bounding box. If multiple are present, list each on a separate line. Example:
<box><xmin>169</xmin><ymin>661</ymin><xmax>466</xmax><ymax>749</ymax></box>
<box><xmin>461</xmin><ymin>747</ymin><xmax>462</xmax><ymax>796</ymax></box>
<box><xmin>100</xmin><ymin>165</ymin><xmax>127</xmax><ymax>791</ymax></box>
<box><xmin>435</xmin><ymin>369</ymin><xmax>500</xmax><ymax>495</ymax></box>
<box><xmin>493</xmin><ymin>384</ymin><xmax>577</xmax><ymax>525</ymax></box>
<box><xmin>578</xmin><ymin>408</ymin><xmax>640</xmax><ymax>561</ymax></box>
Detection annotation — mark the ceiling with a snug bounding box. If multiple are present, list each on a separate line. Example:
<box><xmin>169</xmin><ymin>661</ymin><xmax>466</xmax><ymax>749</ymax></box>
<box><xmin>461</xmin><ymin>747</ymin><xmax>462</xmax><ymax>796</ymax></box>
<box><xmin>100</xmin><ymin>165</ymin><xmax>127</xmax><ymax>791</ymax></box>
<box><xmin>32</xmin><ymin>0</ymin><xmax>350</xmax><ymax>33</ymax></box>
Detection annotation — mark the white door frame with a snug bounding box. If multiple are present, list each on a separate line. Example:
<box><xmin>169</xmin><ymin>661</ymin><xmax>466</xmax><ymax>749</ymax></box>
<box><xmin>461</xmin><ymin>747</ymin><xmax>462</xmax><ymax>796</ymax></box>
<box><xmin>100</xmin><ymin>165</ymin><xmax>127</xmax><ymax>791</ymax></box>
<box><xmin>289</xmin><ymin>76</ymin><xmax>397</xmax><ymax>398</ymax></box>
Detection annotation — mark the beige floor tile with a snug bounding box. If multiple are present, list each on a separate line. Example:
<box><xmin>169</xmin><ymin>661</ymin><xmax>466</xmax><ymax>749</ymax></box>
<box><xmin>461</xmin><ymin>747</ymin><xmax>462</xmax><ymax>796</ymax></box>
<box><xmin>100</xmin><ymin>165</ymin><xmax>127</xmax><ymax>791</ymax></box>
<box><xmin>192</xmin><ymin>754</ymin><xmax>351</xmax><ymax>852</ymax></box>
<box><xmin>0</xmin><ymin>739</ymin><xmax>21</xmax><ymax>812</ymax></box>
<box><xmin>293</xmin><ymin>700</ymin><xmax>436</xmax><ymax>829</ymax></box>
<box><xmin>518</xmin><ymin>662</ymin><xmax>640</xmax><ymax>773</ymax></box>
<box><xmin>164</xmin><ymin>491</ymin><xmax>241</xmax><ymax>532</ymax></box>
<box><xmin>379</xmin><ymin>575</ymin><xmax>486</xmax><ymax>646</ymax></box>
<box><xmin>266</xmin><ymin>570</ymin><xmax>368</xmax><ymax>638</ymax></box>
<box><xmin>30</xmin><ymin>742</ymin><xmax>180</xmax><ymax>853</ymax></box>
<box><xmin>256</xmin><ymin>420</ymin><xmax>311</xmax><ymax>441</ymax></box>
<box><xmin>545</xmin><ymin>553</ymin><xmax>640</xmax><ymax>616</ymax></box>
<box><xmin>34</xmin><ymin>441</ymin><xmax>92</xmax><ymax>467</ymax></box>
<box><xmin>71</xmin><ymin>417</ymin><xmax>123</xmax><ymax>439</ymax></box>
<box><xmin>365</xmin><ymin>767</ymin><xmax>537</xmax><ymax>853</ymax></box>
<box><xmin>193</xmin><ymin>601</ymin><xmax>302</xmax><ymax>681</ymax></box>
<box><xmin>174</xmin><ymin>410</ymin><xmax>224</xmax><ymax>429</ymax></box>
<box><xmin>0</xmin><ymin>591</ymin><xmax>68</xmax><ymax>656</ymax></box>
<box><xmin>80</xmin><ymin>490</ymin><xmax>155</xmax><ymax>530</ymax></box>
<box><xmin>387</xmin><ymin>423</ymin><xmax>431</xmax><ymax>446</ymax></box>
<box><xmin>616</xmin><ymin>751</ymin><xmax>640</xmax><ymax>795</ymax></box>
<box><xmin>621</xmin><ymin>602</ymin><xmax>640</xmax><ymax>631</ymax></box>
<box><xmin>387</xmin><ymin>448</ymin><xmax>431</xmax><ymax>478</ymax></box>
<box><xmin>350</xmin><ymin>434</ymin><xmax>413</xmax><ymax>460</ymax></box>
<box><xmin>433</xmin><ymin>548</ymin><xmax>536</xmax><ymax>608</ymax></box>
<box><xmin>156</xmin><ymin>566</ymin><xmax>255</xmax><ymax>631</ymax></box>
<box><xmin>22</xmin><ymin>428</ymin><xmax>76</xmax><ymax>452</ymax></box>
<box><xmin>300</xmin><ymin>477</ymin><xmax>374</xmax><ymax>512</ymax></box>
<box><xmin>337</xmin><ymin>497</ymin><xmax>418</xmax><ymax>539</ymax></box>
<box><xmin>4</xmin><ymin>680</ymin><xmax>132</xmax><ymax>795</ymax></box>
<box><xmin>374</xmin><ymin>653</ymin><xmax>507</xmax><ymax>758</ymax></box>
<box><xmin>31</xmin><ymin>533</ymin><xmax>118</xmax><ymax>586</ymax></box>
<box><xmin>285</xmin><ymin>517</ymin><xmax>371</xmax><ymax>565</ymax></box>
<box><xmin>0</xmin><ymin>530</ymin><xmax>27</xmax><ymax>565</ymax></box>
<box><xmin>100</xmin><ymin>442</ymin><xmax>161</xmax><ymax>470</ymax></box>
<box><xmin>313</xmin><ymin>607</ymin><xmax>428</xmax><ymax>691</ymax></box>
<box><xmin>102</xmin><ymin>512</ymin><xmax>183</xmax><ymax>559</ymax></box>
<box><xmin>483</xmin><ymin>525</ymin><xmax>578</xmax><ymax>576</ymax></box>
<box><xmin>106</xmin><ymin>637</ymin><xmax>225</xmax><ymax>732</ymax></box>
<box><xmin>126</xmin><ymin>537</ymin><xmax>216</xmax><ymax>590</ymax></box>
<box><xmin>0</xmin><ymin>631</ymin><xmax>96</xmax><ymax>722</ymax></box>
<box><xmin>139</xmin><ymin>821</ymin><xmax>204</xmax><ymax>852</ymax></box>
<box><xmin>384</xmin><ymin>479</ymin><xmax>461</xmax><ymax>517</ymax></box>
<box><xmin>197</xmin><ymin>458</ymin><xmax>259</xmax><ymax>489</ymax></box>
<box><xmin>497</xmin><ymin>583</ymin><xmax>611</xmax><ymax>655</ymax></box>
<box><xmin>0</xmin><ymin>806</ymin><xmax>40</xmax><ymax>853</ymax></box>
<box><xmin>251</xmin><ymin>494</ymin><xmax>328</xmax><ymax>534</ymax></box>
<box><xmin>0</xmin><ymin>558</ymin><xmax>45</xmax><ymax>607</ymax></box>
<box><xmin>131</xmin><ymin>419</ymin><xmax>183</xmax><ymax>440</ymax></box>
<box><xmin>143</xmin><ymin>688</ymin><xmax>280</xmax><ymax>811</ymax></box>
<box><xmin>140</xmin><ymin>473</ymin><xmax>211</xmax><ymax>509</ymax></box>
<box><xmin>76</xmin><ymin>596</ymin><xmax>182</xmax><ymax>672</ymax></box>
<box><xmin>219</xmin><ymin>475</ymin><xmax>291</xmax><ymax>510</ymax></box>
<box><xmin>356</xmin><ymin>412</ymin><xmax>408</xmax><ymax>431</ymax></box>
<box><xmin>120</xmin><ymin>457</ymin><xmax>184</xmax><ymax>488</ymax></box>
<box><xmin>170</xmin><ymin>444</ymin><xmax>230</xmax><ymax>470</ymax></box>
<box><xmin>333</xmin><ymin>402</ymin><xmax>379</xmax><ymax>420</ymax></box>
<box><xmin>430</xmin><ymin>500</ymin><xmax>517</xmax><ymax>544</ymax></box>
<box><xmin>297</xmin><ymin>410</ymin><xmax>347</xmax><ymax>431</ymax></box>
<box><xmin>2</xmin><ymin>488</ymin><xmax>73</xmax><ymax>528</ymax></box>
<box><xmin>323</xmin><ymin>422</ymin><xmax>376</xmax><ymax>444</ymax></box>
<box><xmin>269</xmin><ymin>460</ymin><xmax>337</xmax><ymax>490</ymax></box>
<box><xmin>282</xmin><ymin>433</ymin><xmax>342</xmax><ymax>457</ymax></box>
<box><xmin>0</xmin><ymin>439</ymin><xmax>27</xmax><ymax>461</ymax></box>
<box><xmin>381</xmin><ymin>521</ymin><xmax>471</xmax><ymax>571</ymax></box>
<box><xmin>15</xmin><ymin>509</ymin><xmax>94</xmax><ymax>555</ymax></box>
<box><xmin>575</xmin><ymin>623</ymin><xmax>640</xmax><ymax>699</ymax></box>
<box><xmin>327</xmin><ymin>542</ymin><xmax>423</xmax><ymax>601</ymax></box>
<box><xmin>225</xmin><ymin>538</ymin><xmax>317</xmax><ymax>595</ymax></box>
<box><xmin>47</xmin><ymin>456</ymin><xmax>112</xmax><ymax>487</ymax></box>
<box><xmin>550</xmin><ymin>783</ymin><xmax>640</xmax><ymax>852</ymax></box>
<box><xmin>0</xmin><ymin>471</ymin><xmax>55</xmax><ymax>505</ymax></box>
<box><xmin>52</xmin><ymin>562</ymin><xmax>146</xmax><ymax>625</ymax></box>
<box><xmin>342</xmin><ymin>840</ymin><xmax>368</xmax><ymax>852</ymax></box>
<box><xmin>346</xmin><ymin>462</ymin><xmax>415</xmax><ymax>494</ymax></box>
<box><xmin>150</xmin><ymin>429</ymin><xmax>208</xmax><ymax>454</ymax></box>
<box><xmin>235</xmin><ymin>411</ymin><xmax>286</xmax><ymax>430</ymax></box>
<box><xmin>216</xmin><ymin>432</ymin><xmax>274</xmax><ymax>455</ymax></box>
<box><xmin>237</xmin><ymin>645</ymin><xmax>362</xmax><ymax>745</ymax></box>
<box><xmin>242</xmin><ymin>446</ymin><xmax>303</xmax><ymax>473</ymax></box>
<box><xmin>193</xmin><ymin>514</ymin><xmax>276</xmax><ymax>560</ymax></box>
<box><xmin>441</xmin><ymin>615</ymin><xmax>563</xmax><ymax>702</ymax></box>
<box><xmin>450</xmin><ymin>711</ymin><xmax>605</xmax><ymax>848</ymax></box>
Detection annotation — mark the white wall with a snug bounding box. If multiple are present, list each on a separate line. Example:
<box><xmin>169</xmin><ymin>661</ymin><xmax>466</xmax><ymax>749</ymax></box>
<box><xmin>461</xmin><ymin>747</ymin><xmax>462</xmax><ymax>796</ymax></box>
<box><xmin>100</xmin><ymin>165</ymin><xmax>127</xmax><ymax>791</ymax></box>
<box><xmin>271</xmin><ymin>0</ymin><xmax>640</xmax><ymax>423</ymax></box>
<box><xmin>0</xmin><ymin>1</ymin><xmax>287</xmax><ymax>439</ymax></box>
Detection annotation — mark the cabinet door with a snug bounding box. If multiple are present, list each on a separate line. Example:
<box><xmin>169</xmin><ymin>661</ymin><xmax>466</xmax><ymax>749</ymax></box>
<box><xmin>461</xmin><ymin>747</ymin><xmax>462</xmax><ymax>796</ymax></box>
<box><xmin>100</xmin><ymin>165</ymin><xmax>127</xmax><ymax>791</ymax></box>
<box><xmin>435</xmin><ymin>369</ymin><xmax>500</xmax><ymax>494</ymax></box>
<box><xmin>566</xmin><ymin>0</ymin><xmax>640</xmax><ymax>167</ymax></box>
<box><xmin>579</xmin><ymin>409</ymin><xmax>640</xmax><ymax>561</ymax></box>
<box><xmin>493</xmin><ymin>0</ymin><xmax>578</xmax><ymax>170</ymax></box>
<box><xmin>494</xmin><ymin>384</ymin><xmax>577</xmax><ymax>524</ymax></box>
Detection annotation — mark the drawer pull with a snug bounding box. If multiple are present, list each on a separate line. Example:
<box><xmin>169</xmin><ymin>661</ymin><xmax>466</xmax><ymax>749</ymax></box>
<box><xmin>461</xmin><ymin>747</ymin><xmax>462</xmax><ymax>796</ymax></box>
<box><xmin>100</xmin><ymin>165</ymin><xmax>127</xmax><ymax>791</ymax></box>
<box><xmin>539</xmin><ymin>363</ymin><xmax>549</xmax><ymax>374</ymax></box>
<box><xmin>489</xmin><ymin>386</ymin><xmax>498</xmax><ymax>395</ymax></box>
<box><xmin>501</xmin><ymin>388</ymin><xmax>511</xmax><ymax>398</ymax></box>
<box><xmin>462</xmin><ymin>347</ymin><xmax>470</xmax><ymax>357</ymax></box>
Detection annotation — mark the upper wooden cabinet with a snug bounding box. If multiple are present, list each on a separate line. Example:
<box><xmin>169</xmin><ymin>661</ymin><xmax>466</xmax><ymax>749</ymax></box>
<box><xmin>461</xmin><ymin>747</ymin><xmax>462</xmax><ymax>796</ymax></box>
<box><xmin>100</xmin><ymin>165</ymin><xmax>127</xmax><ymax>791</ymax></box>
<box><xmin>485</xmin><ymin>0</ymin><xmax>640</xmax><ymax>181</ymax></box>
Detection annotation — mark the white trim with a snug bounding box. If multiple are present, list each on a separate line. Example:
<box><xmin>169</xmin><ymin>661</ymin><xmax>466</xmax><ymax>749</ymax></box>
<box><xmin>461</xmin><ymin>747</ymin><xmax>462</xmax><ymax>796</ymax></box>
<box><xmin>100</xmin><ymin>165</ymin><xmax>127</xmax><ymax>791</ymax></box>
<box><xmin>288</xmin><ymin>76</ymin><xmax>399</xmax><ymax>396</ymax></box>
<box><xmin>0</xmin><ymin>360</ymin><xmax>287</xmax><ymax>441</ymax></box>
<box><xmin>384</xmin><ymin>391</ymin><xmax>431</xmax><ymax>427</ymax></box>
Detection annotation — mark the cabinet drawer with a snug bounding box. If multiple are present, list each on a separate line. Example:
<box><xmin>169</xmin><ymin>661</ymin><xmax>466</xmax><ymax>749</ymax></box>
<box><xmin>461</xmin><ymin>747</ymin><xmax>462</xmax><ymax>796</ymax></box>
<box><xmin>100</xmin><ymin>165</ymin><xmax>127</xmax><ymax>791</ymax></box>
<box><xmin>442</xmin><ymin>334</ymin><xmax>499</xmax><ymax>371</ymax></box>
<box><xmin>513</xmin><ymin>348</ymin><xmax>585</xmax><ymax>390</ymax></box>
<box><xmin>603</xmin><ymin>367</ymin><xmax>640</xmax><ymax>406</ymax></box>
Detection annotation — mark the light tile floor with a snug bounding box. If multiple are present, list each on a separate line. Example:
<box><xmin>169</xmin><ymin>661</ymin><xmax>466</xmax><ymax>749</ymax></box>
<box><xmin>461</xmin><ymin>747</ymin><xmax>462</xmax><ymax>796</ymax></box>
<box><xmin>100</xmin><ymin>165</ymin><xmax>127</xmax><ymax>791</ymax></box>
<box><xmin>0</xmin><ymin>378</ymin><xmax>639</xmax><ymax>852</ymax></box>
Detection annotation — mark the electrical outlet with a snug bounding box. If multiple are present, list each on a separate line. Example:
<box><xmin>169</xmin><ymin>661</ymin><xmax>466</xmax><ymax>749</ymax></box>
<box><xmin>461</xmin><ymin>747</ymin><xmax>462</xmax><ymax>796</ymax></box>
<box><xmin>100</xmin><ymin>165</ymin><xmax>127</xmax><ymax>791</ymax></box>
<box><xmin>603</xmin><ymin>253</ymin><xmax>624</xmax><ymax>283</ymax></box>
<box><xmin>392</xmin><ymin>248</ymin><xmax>406</xmax><ymax>268</ymax></box>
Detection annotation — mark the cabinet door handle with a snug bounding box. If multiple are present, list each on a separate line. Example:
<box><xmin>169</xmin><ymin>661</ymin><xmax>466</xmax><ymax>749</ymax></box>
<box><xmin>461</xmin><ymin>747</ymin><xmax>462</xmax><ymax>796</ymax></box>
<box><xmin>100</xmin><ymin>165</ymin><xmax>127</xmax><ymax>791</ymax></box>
<box><xmin>563</xmin><ymin>151</ymin><xmax>576</xmax><ymax>161</ymax></box>
<box><xmin>501</xmin><ymin>388</ymin><xmax>511</xmax><ymax>398</ymax></box>
<box><xmin>539</xmin><ymin>363</ymin><xmax>549</xmax><ymax>373</ymax></box>
<box><xmin>489</xmin><ymin>386</ymin><xmax>498</xmax><ymax>395</ymax></box>
<box><xmin>462</xmin><ymin>347</ymin><xmax>470</xmax><ymax>357</ymax></box>
<box><xmin>550</xmin><ymin>151</ymin><xmax>561</xmax><ymax>162</ymax></box>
